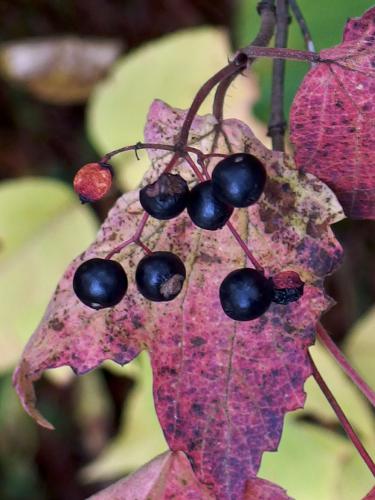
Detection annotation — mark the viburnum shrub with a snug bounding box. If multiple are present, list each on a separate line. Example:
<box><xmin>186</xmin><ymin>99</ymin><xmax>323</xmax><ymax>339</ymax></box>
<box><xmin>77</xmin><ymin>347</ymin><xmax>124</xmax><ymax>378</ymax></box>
<box><xmin>13</xmin><ymin>2</ymin><xmax>375</xmax><ymax>499</ymax></box>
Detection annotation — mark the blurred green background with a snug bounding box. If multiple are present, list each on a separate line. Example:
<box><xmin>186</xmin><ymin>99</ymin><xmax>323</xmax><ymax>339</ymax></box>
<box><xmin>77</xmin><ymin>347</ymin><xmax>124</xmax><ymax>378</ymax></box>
<box><xmin>0</xmin><ymin>1</ymin><xmax>374</xmax><ymax>499</ymax></box>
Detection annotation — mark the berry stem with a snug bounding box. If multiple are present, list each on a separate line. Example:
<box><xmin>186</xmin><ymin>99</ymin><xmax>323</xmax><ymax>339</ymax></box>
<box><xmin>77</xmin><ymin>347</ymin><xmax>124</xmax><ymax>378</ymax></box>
<box><xmin>102</xmin><ymin>142</ymin><xmax>176</xmax><ymax>162</ymax></box>
<box><xmin>225</xmin><ymin>220</ymin><xmax>265</xmax><ymax>273</ymax></box>
<box><xmin>317</xmin><ymin>323</ymin><xmax>375</xmax><ymax>408</ymax></box>
<box><xmin>178</xmin><ymin>59</ymin><xmax>247</xmax><ymax>146</ymax></box>
<box><xmin>308</xmin><ymin>352</ymin><xmax>375</xmax><ymax>476</ymax></box>
<box><xmin>105</xmin><ymin>153</ymin><xmax>182</xmax><ymax>260</ymax></box>
<box><xmin>184</xmin><ymin>153</ymin><xmax>206</xmax><ymax>182</ymax></box>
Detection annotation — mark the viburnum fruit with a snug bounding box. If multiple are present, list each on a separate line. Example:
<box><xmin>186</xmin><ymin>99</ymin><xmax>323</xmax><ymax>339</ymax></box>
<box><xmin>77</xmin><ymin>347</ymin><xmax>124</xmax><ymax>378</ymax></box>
<box><xmin>73</xmin><ymin>258</ymin><xmax>128</xmax><ymax>309</ymax></box>
<box><xmin>219</xmin><ymin>268</ymin><xmax>273</xmax><ymax>321</ymax></box>
<box><xmin>212</xmin><ymin>153</ymin><xmax>267</xmax><ymax>207</ymax></box>
<box><xmin>73</xmin><ymin>162</ymin><xmax>113</xmax><ymax>203</ymax></box>
<box><xmin>136</xmin><ymin>251</ymin><xmax>186</xmax><ymax>302</ymax></box>
<box><xmin>139</xmin><ymin>173</ymin><xmax>189</xmax><ymax>220</ymax></box>
<box><xmin>187</xmin><ymin>180</ymin><xmax>233</xmax><ymax>230</ymax></box>
<box><xmin>271</xmin><ymin>270</ymin><xmax>304</xmax><ymax>305</ymax></box>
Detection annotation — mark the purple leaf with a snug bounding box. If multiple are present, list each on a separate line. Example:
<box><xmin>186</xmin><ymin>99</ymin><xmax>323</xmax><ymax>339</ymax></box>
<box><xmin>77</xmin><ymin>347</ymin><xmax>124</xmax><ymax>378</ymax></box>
<box><xmin>290</xmin><ymin>6</ymin><xmax>375</xmax><ymax>219</ymax></box>
<box><xmin>14</xmin><ymin>100</ymin><xmax>344</xmax><ymax>497</ymax></box>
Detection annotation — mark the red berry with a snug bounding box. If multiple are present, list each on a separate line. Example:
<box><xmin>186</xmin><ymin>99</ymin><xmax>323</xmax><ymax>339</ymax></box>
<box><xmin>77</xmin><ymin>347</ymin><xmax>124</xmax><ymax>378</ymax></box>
<box><xmin>73</xmin><ymin>162</ymin><xmax>113</xmax><ymax>203</ymax></box>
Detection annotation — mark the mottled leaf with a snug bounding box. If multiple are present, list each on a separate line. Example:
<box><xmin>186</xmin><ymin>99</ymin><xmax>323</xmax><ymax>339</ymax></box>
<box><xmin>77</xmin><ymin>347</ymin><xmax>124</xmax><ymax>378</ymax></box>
<box><xmin>290</xmin><ymin>6</ymin><xmax>375</xmax><ymax>219</ymax></box>
<box><xmin>14</xmin><ymin>100</ymin><xmax>344</xmax><ymax>497</ymax></box>
<box><xmin>0</xmin><ymin>37</ymin><xmax>122</xmax><ymax>104</ymax></box>
<box><xmin>88</xmin><ymin>450</ymin><xmax>289</xmax><ymax>500</ymax></box>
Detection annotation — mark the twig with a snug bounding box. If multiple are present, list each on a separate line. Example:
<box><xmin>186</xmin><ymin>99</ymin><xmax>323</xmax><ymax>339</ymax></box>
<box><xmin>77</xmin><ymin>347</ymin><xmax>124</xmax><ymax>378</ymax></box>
<box><xmin>289</xmin><ymin>0</ymin><xmax>316</xmax><ymax>54</ymax></box>
<box><xmin>309</xmin><ymin>352</ymin><xmax>375</xmax><ymax>476</ymax></box>
<box><xmin>317</xmin><ymin>323</ymin><xmax>375</xmax><ymax>408</ymax></box>
<box><xmin>268</xmin><ymin>0</ymin><xmax>289</xmax><ymax>151</ymax></box>
<box><xmin>237</xmin><ymin>46</ymin><xmax>319</xmax><ymax>63</ymax></box>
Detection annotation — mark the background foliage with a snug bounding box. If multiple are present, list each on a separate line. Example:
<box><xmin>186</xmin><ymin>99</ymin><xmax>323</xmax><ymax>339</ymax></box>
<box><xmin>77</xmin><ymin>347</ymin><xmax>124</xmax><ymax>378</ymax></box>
<box><xmin>0</xmin><ymin>1</ymin><xmax>374</xmax><ymax>499</ymax></box>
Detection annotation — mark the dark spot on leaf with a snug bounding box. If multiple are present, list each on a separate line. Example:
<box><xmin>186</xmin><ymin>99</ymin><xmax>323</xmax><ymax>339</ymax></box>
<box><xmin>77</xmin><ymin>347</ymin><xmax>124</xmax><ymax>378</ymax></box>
<box><xmin>48</xmin><ymin>318</ymin><xmax>64</xmax><ymax>332</ymax></box>
<box><xmin>190</xmin><ymin>336</ymin><xmax>206</xmax><ymax>347</ymax></box>
<box><xmin>191</xmin><ymin>403</ymin><xmax>204</xmax><ymax>415</ymax></box>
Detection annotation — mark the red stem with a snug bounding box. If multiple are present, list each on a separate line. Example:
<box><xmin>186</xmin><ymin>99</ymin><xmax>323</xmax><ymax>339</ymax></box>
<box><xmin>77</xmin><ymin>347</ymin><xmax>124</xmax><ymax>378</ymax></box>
<box><xmin>225</xmin><ymin>220</ymin><xmax>264</xmax><ymax>273</ymax></box>
<box><xmin>317</xmin><ymin>323</ymin><xmax>375</xmax><ymax>408</ymax></box>
<box><xmin>309</xmin><ymin>352</ymin><xmax>375</xmax><ymax>476</ymax></box>
<box><xmin>178</xmin><ymin>60</ymin><xmax>247</xmax><ymax>146</ymax></box>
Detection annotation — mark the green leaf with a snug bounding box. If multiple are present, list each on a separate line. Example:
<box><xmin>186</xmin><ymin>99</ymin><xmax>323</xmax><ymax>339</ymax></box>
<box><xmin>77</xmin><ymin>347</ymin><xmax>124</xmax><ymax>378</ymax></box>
<box><xmin>0</xmin><ymin>178</ymin><xmax>98</xmax><ymax>372</ymax></box>
<box><xmin>81</xmin><ymin>351</ymin><xmax>167</xmax><ymax>482</ymax></box>
<box><xmin>303</xmin><ymin>343</ymin><xmax>375</xmax><ymax>442</ymax></box>
<box><xmin>345</xmin><ymin>306</ymin><xmax>375</xmax><ymax>400</ymax></box>
<box><xmin>87</xmin><ymin>28</ymin><xmax>237</xmax><ymax>191</ymax></box>
<box><xmin>259</xmin><ymin>416</ymin><xmax>374</xmax><ymax>500</ymax></box>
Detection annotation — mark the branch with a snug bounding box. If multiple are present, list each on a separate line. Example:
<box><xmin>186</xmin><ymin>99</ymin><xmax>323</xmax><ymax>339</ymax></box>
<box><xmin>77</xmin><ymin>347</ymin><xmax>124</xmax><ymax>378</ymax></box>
<box><xmin>268</xmin><ymin>0</ymin><xmax>289</xmax><ymax>151</ymax></box>
<box><xmin>317</xmin><ymin>323</ymin><xmax>375</xmax><ymax>408</ymax></box>
<box><xmin>309</xmin><ymin>352</ymin><xmax>375</xmax><ymax>476</ymax></box>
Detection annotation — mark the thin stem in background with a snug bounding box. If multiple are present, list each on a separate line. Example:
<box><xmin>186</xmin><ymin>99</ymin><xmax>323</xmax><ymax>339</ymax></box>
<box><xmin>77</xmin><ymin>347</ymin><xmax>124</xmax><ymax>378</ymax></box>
<box><xmin>309</xmin><ymin>352</ymin><xmax>375</xmax><ymax>477</ymax></box>
<box><xmin>289</xmin><ymin>0</ymin><xmax>316</xmax><ymax>55</ymax></box>
<box><xmin>213</xmin><ymin>0</ymin><xmax>276</xmax><ymax>122</ymax></box>
<box><xmin>317</xmin><ymin>323</ymin><xmax>375</xmax><ymax>408</ymax></box>
<box><xmin>268</xmin><ymin>0</ymin><xmax>289</xmax><ymax>151</ymax></box>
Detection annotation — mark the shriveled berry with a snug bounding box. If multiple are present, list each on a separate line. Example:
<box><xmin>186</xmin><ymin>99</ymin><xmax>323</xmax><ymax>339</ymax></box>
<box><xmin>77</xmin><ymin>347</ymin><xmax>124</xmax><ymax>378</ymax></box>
<box><xmin>271</xmin><ymin>270</ymin><xmax>304</xmax><ymax>305</ymax></box>
<box><xmin>187</xmin><ymin>181</ymin><xmax>233</xmax><ymax>230</ymax></box>
<box><xmin>212</xmin><ymin>153</ymin><xmax>266</xmax><ymax>207</ymax></box>
<box><xmin>73</xmin><ymin>258</ymin><xmax>127</xmax><ymax>309</ymax></box>
<box><xmin>73</xmin><ymin>162</ymin><xmax>113</xmax><ymax>203</ymax></box>
<box><xmin>136</xmin><ymin>251</ymin><xmax>186</xmax><ymax>302</ymax></box>
<box><xmin>219</xmin><ymin>268</ymin><xmax>273</xmax><ymax>321</ymax></box>
<box><xmin>140</xmin><ymin>173</ymin><xmax>189</xmax><ymax>220</ymax></box>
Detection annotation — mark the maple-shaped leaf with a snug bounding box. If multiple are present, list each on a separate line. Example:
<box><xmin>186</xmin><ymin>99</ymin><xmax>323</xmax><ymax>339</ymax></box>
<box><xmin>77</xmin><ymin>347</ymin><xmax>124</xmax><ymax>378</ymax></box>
<box><xmin>13</xmin><ymin>100</ymin><xmax>344</xmax><ymax>498</ymax></box>
<box><xmin>88</xmin><ymin>450</ymin><xmax>290</xmax><ymax>500</ymax></box>
<box><xmin>290</xmin><ymin>6</ymin><xmax>375</xmax><ymax>219</ymax></box>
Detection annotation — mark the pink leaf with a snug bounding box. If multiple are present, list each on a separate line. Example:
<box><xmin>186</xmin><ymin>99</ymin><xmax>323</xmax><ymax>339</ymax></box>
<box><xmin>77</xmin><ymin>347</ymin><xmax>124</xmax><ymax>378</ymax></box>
<box><xmin>13</xmin><ymin>100</ymin><xmax>344</xmax><ymax>498</ymax></box>
<box><xmin>363</xmin><ymin>486</ymin><xmax>375</xmax><ymax>500</ymax></box>
<box><xmin>88</xmin><ymin>451</ymin><xmax>290</xmax><ymax>500</ymax></box>
<box><xmin>290</xmin><ymin>6</ymin><xmax>375</xmax><ymax>219</ymax></box>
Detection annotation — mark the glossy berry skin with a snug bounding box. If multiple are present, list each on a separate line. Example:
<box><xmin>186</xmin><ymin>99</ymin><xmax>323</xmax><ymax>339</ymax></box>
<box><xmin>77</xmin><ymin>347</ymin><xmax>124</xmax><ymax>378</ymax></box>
<box><xmin>187</xmin><ymin>181</ymin><xmax>233</xmax><ymax>230</ymax></box>
<box><xmin>219</xmin><ymin>268</ymin><xmax>273</xmax><ymax>321</ymax></box>
<box><xmin>136</xmin><ymin>251</ymin><xmax>186</xmax><ymax>302</ymax></box>
<box><xmin>273</xmin><ymin>286</ymin><xmax>304</xmax><ymax>305</ymax></box>
<box><xmin>140</xmin><ymin>173</ymin><xmax>189</xmax><ymax>220</ymax></box>
<box><xmin>212</xmin><ymin>153</ymin><xmax>267</xmax><ymax>207</ymax></box>
<box><xmin>73</xmin><ymin>162</ymin><xmax>113</xmax><ymax>203</ymax></box>
<box><xmin>73</xmin><ymin>258</ymin><xmax>127</xmax><ymax>309</ymax></box>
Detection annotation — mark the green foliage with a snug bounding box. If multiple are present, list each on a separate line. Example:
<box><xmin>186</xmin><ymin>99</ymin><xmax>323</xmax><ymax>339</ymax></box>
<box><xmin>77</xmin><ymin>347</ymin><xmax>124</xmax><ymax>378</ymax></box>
<box><xmin>0</xmin><ymin>178</ymin><xmax>98</xmax><ymax>372</ymax></box>
<box><xmin>87</xmin><ymin>28</ymin><xmax>248</xmax><ymax>191</ymax></box>
<box><xmin>233</xmin><ymin>0</ymin><xmax>374</xmax><ymax>121</ymax></box>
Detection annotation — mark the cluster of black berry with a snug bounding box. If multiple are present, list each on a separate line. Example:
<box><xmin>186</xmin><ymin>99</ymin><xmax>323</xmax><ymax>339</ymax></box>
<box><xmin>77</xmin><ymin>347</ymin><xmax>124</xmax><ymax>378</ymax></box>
<box><xmin>73</xmin><ymin>153</ymin><xmax>304</xmax><ymax>320</ymax></box>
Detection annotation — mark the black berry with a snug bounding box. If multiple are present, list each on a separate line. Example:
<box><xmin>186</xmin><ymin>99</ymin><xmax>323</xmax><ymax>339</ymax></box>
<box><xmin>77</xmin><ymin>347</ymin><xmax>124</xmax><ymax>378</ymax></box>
<box><xmin>187</xmin><ymin>180</ymin><xmax>233</xmax><ymax>230</ymax></box>
<box><xmin>136</xmin><ymin>251</ymin><xmax>186</xmax><ymax>302</ymax></box>
<box><xmin>219</xmin><ymin>268</ymin><xmax>273</xmax><ymax>321</ymax></box>
<box><xmin>140</xmin><ymin>173</ymin><xmax>189</xmax><ymax>220</ymax></box>
<box><xmin>73</xmin><ymin>258</ymin><xmax>128</xmax><ymax>309</ymax></box>
<box><xmin>212</xmin><ymin>153</ymin><xmax>266</xmax><ymax>207</ymax></box>
<box><xmin>271</xmin><ymin>270</ymin><xmax>304</xmax><ymax>305</ymax></box>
